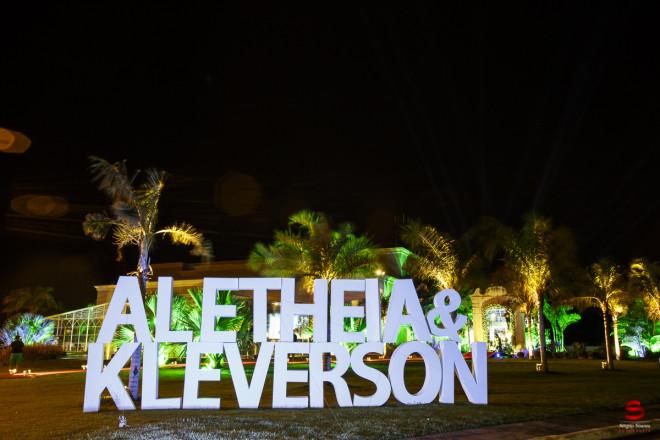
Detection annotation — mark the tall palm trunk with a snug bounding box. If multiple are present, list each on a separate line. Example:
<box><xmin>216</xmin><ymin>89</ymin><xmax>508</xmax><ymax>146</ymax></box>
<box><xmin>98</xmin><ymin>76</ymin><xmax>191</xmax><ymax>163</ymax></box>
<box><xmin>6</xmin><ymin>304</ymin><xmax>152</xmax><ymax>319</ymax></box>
<box><xmin>323</xmin><ymin>318</ymin><xmax>332</xmax><ymax>371</ymax></box>
<box><xmin>602</xmin><ymin>306</ymin><xmax>614</xmax><ymax>370</ymax></box>
<box><xmin>612</xmin><ymin>314</ymin><xmax>621</xmax><ymax>361</ymax></box>
<box><xmin>536</xmin><ymin>293</ymin><xmax>548</xmax><ymax>373</ymax></box>
<box><xmin>549</xmin><ymin>320</ymin><xmax>557</xmax><ymax>355</ymax></box>
<box><xmin>127</xmin><ymin>242</ymin><xmax>149</xmax><ymax>400</ymax></box>
<box><xmin>525</xmin><ymin>310</ymin><xmax>534</xmax><ymax>359</ymax></box>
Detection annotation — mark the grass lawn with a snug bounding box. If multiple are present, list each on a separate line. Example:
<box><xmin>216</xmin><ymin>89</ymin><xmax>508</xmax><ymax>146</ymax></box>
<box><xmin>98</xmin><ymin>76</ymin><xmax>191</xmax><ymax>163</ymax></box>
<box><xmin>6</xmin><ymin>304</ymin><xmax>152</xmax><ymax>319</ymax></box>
<box><xmin>1</xmin><ymin>358</ymin><xmax>659</xmax><ymax>439</ymax></box>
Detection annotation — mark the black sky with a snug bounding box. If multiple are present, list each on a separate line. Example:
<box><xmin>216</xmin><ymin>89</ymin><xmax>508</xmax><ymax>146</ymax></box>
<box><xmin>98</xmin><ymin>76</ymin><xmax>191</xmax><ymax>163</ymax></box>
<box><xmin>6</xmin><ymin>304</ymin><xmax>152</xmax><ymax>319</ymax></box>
<box><xmin>1</xmin><ymin>3</ymin><xmax>659</xmax><ymax>311</ymax></box>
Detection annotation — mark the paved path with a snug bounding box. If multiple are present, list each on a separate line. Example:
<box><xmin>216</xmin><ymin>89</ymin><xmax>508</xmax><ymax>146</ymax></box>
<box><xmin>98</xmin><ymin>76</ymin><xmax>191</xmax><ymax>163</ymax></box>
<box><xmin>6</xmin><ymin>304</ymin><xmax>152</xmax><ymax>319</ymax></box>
<box><xmin>410</xmin><ymin>405</ymin><xmax>660</xmax><ymax>439</ymax></box>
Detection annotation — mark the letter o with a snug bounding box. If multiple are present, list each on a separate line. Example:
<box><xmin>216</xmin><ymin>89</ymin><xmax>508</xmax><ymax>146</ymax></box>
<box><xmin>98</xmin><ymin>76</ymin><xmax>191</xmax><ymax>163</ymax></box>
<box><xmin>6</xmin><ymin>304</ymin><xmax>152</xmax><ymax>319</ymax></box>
<box><xmin>388</xmin><ymin>341</ymin><xmax>442</xmax><ymax>404</ymax></box>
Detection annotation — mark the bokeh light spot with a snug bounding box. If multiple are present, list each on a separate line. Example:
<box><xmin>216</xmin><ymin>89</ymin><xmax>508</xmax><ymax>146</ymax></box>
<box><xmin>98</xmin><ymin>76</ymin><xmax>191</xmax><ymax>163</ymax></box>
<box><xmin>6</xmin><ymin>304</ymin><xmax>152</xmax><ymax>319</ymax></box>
<box><xmin>214</xmin><ymin>172</ymin><xmax>262</xmax><ymax>216</ymax></box>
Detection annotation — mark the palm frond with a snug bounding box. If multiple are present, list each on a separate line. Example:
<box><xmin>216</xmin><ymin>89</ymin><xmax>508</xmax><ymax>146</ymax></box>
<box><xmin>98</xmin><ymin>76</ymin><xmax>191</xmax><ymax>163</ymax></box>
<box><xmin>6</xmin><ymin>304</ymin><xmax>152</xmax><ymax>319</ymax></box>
<box><xmin>334</xmin><ymin>235</ymin><xmax>378</xmax><ymax>278</ymax></box>
<box><xmin>110</xmin><ymin>201</ymin><xmax>139</xmax><ymax>226</ymax></box>
<box><xmin>630</xmin><ymin>259</ymin><xmax>660</xmax><ymax>319</ymax></box>
<box><xmin>288</xmin><ymin>209</ymin><xmax>321</xmax><ymax>231</ymax></box>
<box><xmin>82</xmin><ymin>212</ymin><xmax>115</xmax><ymax>241</ymax></box>
<box><xmin>111</xmin><ymin>222</ymin><xmax>142</xmax><ymax>261</ymax></box>
<box><xmin>157</xmin><ymin>223</ymin><xmax>212</xmax><ymax>259</ymax></box>
<box><xmin>88</xmin><ymin>156</ymin><xmax>135</xmax><ymax>202</ymax></box>
<box><xmin>401</xmin><ymin>221</ymin><xmax>460</xmax><ymax>290</ymax></box>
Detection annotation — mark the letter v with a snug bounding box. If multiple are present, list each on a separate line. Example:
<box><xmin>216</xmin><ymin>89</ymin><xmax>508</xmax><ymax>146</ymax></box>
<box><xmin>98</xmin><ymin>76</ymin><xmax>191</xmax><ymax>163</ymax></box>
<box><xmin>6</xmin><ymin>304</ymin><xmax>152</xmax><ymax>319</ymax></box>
<box><xmin>225</xmin><ymin>342</ymin><xmax>275</xmax><ymax>408</ymax></box>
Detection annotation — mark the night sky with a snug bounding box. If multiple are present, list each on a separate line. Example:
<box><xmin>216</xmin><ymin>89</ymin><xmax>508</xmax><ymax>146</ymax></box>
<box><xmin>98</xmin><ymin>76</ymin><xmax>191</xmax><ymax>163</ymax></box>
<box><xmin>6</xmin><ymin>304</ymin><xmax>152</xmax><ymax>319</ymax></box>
<box><xmin>1</xmin><ymin>2</ymin><xmax>659</xmax><ymax>325</ymax></box>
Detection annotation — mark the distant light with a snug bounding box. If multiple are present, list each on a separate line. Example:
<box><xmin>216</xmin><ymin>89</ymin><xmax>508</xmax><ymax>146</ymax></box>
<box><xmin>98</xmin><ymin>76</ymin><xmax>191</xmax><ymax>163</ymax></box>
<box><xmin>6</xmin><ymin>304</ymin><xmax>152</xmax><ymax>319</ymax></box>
<box><xmin>0</xmin><ymin>128</ymin><xmax>31</xmax><ymax>154</ymax></box>
<box><xmin>214</xmin><ymin>172</ymin><xmax>262</xmax><ymax>216</ymax></box>
<box><xmin>11</xmin><ymin>194</ymin><xmax>69</xmax><ymax>217</ymax></box>
<box><xmin>375</xmin><ymin>269</ymin><xmax>385</xmax><ymax>277</ymax></box>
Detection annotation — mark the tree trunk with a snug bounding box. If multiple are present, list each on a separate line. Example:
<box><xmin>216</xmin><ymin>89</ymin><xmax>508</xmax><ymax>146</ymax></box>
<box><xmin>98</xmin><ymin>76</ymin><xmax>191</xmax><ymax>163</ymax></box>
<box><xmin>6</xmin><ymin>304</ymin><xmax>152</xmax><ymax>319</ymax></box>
<box><xmin>602</xmin><ymin>307</ymin><xmax>614</xmax><ymax>370</ymax></box>
<box><xmin>536</xmin><ymin>294</ymin><xmax>548</xmax><ymax>373</ymax></box>
<box><xmin>612</xmin><ymin>314</ymin><xmax>621</xmax><ymax>361</ymax></box>
<box><xmin>525</xmin><ymin>311</ymin><xmax>534</xmax><ymax>359</ymax></box>
<box><xmin>549</xmin><ymin>321</ymin><xmax>557</xmax><ymax>355</ymax></box>
<box><xmin>127</xmin><ymin>241</ymin><xmax>150</xmax><ymax>401</ymax></box>
<box><xmin>323</xmin><ymin>313</ymin><xmax>332</xmax><ymax>370</ymax></box>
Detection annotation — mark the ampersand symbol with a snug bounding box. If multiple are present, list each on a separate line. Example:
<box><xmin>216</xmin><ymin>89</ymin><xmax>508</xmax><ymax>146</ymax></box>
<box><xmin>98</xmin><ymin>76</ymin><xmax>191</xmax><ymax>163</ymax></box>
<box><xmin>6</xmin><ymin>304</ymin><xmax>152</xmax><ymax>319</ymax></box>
<box><xmin>425</xmin><ymin>289</ymin><xmax>467</xmax><ymax>342</ymax></box>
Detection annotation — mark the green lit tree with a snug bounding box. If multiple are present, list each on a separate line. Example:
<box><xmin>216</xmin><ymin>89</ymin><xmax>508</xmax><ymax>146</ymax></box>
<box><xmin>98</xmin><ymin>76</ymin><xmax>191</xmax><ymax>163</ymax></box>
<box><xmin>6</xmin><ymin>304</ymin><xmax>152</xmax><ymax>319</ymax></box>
<box><xmin>617</xmin><ymin>298</ymin><xmax>660</xmax><ymax>358</ymax></box>
<box><xmin>83</xmin><ymin>156</ymin><xmax>212</xmax><ymax>399</ymax></box>
<box><xmin>543</xmin><ymin>302</ymin><xmax>581</xmax><ymax>352</ymax></box>
<box><xmin>112</xmin><ymin>293</ymin><xmax>190</xmax><ymax>364</ymax></box>
<box><xmin>180</xmin><ymin>288</ymin><xmax>252</xmax><ymax>367</ymax></box>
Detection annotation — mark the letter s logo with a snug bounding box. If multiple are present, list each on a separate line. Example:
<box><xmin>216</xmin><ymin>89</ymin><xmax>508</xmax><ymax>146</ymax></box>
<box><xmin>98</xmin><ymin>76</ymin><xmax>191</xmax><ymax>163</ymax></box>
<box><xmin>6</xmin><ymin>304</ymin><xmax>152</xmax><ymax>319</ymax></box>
<box><xmin>624</xmin><ymin>400</ymin><xmax>645</xmax><ymax>421</ymax></box>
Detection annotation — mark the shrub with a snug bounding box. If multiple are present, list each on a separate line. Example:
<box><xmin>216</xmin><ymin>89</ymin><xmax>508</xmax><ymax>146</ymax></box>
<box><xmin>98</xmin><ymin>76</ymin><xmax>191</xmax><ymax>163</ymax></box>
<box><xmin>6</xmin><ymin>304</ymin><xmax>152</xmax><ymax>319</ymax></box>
<box><xmin>0</xmin><ymin>347</ymin><xmax>9</xmax><ymax>366</ymax></box>
<box><xmin>24</xmin><ymin>344</ymin><xmax>65</xmax><ymax>360</ymax></box>
<box><xmin>0</xmin><ymin>344</ymin><xmax>64</xmax><ymax>365</ymax></box>
<box><xmin>587</xmin><ymin>348</ymin><xmax>605</xmax><ymax>359</ymax></box>
<box><xmin>571</xmin><ymin>341</ymin><xmax>586</xmax><ymax>358</ymax></box>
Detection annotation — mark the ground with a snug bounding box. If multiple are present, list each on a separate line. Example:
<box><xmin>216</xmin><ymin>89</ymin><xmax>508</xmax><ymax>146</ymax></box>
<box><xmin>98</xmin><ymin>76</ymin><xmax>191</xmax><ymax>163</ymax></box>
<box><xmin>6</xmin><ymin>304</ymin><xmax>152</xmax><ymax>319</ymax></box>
<box><xmin>0</xmin><ymin>359</ymin><xmax>659</xmax><ymax>439</ymax></box>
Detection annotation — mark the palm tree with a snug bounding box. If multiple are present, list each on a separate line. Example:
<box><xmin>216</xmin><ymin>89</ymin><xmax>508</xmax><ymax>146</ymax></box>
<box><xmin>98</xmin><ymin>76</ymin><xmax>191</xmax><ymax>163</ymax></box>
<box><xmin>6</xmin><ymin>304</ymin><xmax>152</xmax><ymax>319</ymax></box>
<box><xmin>0</xmin><ymin>313</ymin><xmax>55</xmax><ymax>345</ymax></box>
<box><xmin>249</xmin><ymin>209</ymin><xmax>378</xmax><ymax>368</ymax></box>
<box><xmin>630</xmin><ymin>259</ymin><xmax>660</xmax><ymax>321</ymax></box>
<box><xmin>573</xmin><ymin>260</ymin><xmax>627</xmax><ymax>370</ymax></box>
<box><xmin>400</xmin><ymin>220</ymin><xmax>479</xmax><ymax>293</ymax></box>
<box><xmin>249</xmin><ymin>210</ymin><xmax>378</xmax><ymax>290</ymax></box>
<box><xmin>83</xmin><ymin>156</ymin><xmax>212</xmax><ymax>399</ymax></box>
<box><xmin>503</xmin><ymin>215</ymin><xmax>553</xmax><ymax>372</ymax></box>
<box><xmin>610</xmin><ymin>300</ymin><xmax>628</xmax><ymax>361</ymax></box>
<box><xmin>401</xmin><ymin>219</ymin><xmax>499</xmax><ymax>351</ymax></box>
<box><xmin>111</xmin><ymin>293</ymin><xmax>190</xmax><ymax>365</ymax></box>
<box><xmin>492</xmin><ymin>265</ymin><xmax>537</xmax><ymax>356</ymax></box>
<box><xmin>1</xmin><ymin>286</ymin><xmax>59</xmax><ymax>318</ymax></box>
<box><xmin>180</xmin><ymin>288</ymin><xmax>252</xmax><ymax>367</ymax></box>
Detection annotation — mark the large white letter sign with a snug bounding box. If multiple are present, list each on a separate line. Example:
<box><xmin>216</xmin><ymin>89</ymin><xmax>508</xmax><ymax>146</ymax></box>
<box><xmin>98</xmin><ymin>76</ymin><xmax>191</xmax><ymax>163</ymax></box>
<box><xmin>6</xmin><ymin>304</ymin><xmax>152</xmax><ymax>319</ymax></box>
<box><xmin>155</xmin><ymin>277</ymin><xmax>192</xmax><ymax>343</ymax></box>
<box><xmin>239</xmin><ymin>278</ymin><xmax>281</xmax><ymax>343</ymax></box>
<box><xmin>439</xmin><ymin>341</ymin><xmax>488</xmax><ymax>404</ymax></box>
<box><xmin>86</xmin><ymin>276</ymin><xmax>488</xmax><ymax>412</ymax></box>
<box><xmin>280</xmin><ymin>279</ymin><xmax>327</xmax><ymax>342</ymax></box>
<box><xmin>383</xmin><ymin>279</ymin><xmax>431</xmax><ymax>343</ymax></box>
<box><xmin>225</xmin><ymin>342</ymin><xmax>275</xmax><ymax>409</ymax></box>
<box><xmin>364</xmin><ymin>278</ymin><xmax>381</xmax><ymax>342</ymax></box>
<box><xmin>309</xmin><ymin>343</ymin><xmax>352</xmax><ymax>407</ymax></box>
<box><xmin>142</xmin><ymin>342</ymin><xmax>181</xmax><ymax>409</ymax></box>
<box><xmin>201</xmin><ymin>278</ymin><xmax>238</xmax><ymax>343</ymax></box>
<box><xmin>96</xmin><ymin>276</ymin><xmax>151</xmax><ymax>343</ymax></box>
<box><xmin>331</xmin><ymin>280</ymin><xmax>365</xmax><ymax>344</ymax></box>
<box><xmin>272</xmin><ymin>342</ymin><xmax>309</xmax><ymax>408</ymax></box>
<box><xmin>389</xmin><ymin>341</ymin><xmax>442</xmax><ymax>405</ymax></box>
<box><xmin>183</xmin><ymin>342</ymin><xmax>224</xmax><ymax>410</ymax></box>
<box><xmin>350</xmin><ymin>342</ymin><xmax>391</xmax><ymax>407</ymax></box>
<box><xmin>83</xmin><ymin>342</ymin><xmax>138</xmax><ymax>412</ymax></box>
<box><xmin>425</xmin><ymin>289</ymin><xmax>467</xmax><ymax>342</ymax></box>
